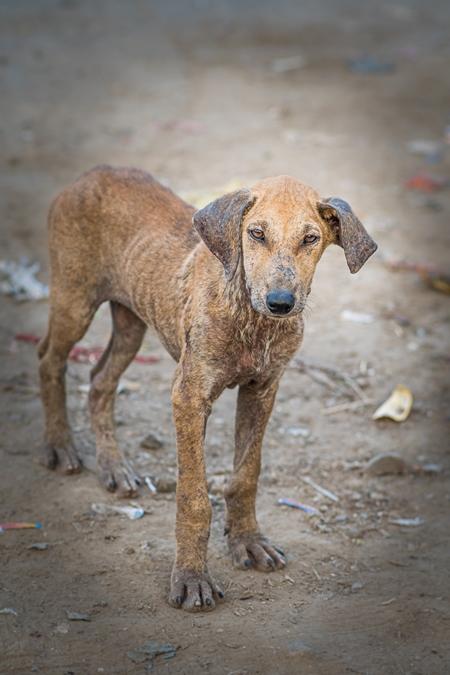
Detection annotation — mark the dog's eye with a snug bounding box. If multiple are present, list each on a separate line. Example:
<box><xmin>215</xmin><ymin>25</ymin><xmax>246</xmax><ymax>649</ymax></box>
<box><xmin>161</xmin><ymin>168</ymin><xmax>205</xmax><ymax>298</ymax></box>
<box><xmin>303</xmin><ymin>234</ymin><xmax>318</xmax><ymax>245</ymax></box>
<box><xmin>250</xmin><ymin>228</ymin><xmax>265</xmax><ymax>241</ymax></box>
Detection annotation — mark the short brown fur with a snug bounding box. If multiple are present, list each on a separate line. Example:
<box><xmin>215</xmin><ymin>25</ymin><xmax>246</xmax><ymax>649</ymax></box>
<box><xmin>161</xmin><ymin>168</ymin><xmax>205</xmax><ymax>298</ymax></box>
<box><xmin>38</xmin><ymin>166</ymin><xmax>377</xmax><ymax>612</ymax></box>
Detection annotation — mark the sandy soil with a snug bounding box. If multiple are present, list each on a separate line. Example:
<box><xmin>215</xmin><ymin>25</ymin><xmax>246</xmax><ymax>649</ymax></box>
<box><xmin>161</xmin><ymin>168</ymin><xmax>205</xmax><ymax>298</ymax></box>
<box><xmin>1</xmin><ymin>1</ymin><xmax>449</xmax><ymax>673</ymax></box>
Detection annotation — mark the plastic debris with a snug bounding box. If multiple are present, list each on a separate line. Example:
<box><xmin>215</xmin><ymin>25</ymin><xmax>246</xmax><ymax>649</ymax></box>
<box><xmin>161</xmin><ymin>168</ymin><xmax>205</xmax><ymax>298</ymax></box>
<box><xmin>127</xmin><ymin>641</ymin><xmax>179</xmax><ymax>670</ymax></box>
<box><xmin>0</xmin><ymin>258</ymin><xmax>49</xmax><ymax>301</ymax></box>
<box><xmin>278</xmin><ymin>498</ymin><xmax>318</xmax><ymax>515</ymax></box>
<box><xmin>0</xmin><ymin>608</ymin><xmax>18</xmax><ymax>616</ymax></box>
<box><xmin>78</xmin><ymin>379</ymin><xmax>141</xmax><ymax>395</ymax></box>
<box><xmin>144</xmin><ymin>476</ymin><xmax>157</xmax><ymax>493</ymax></box>
<box><xmin>404</xmin><ymin>172</ymin><xmax>449</xmax><ymax>192</ymax></box>
<box><xmin>407</xmin><ymin>140</ymin><xmax>443</xmax><ymax>163</ymax></box>
<box><xmin>14</xmin><ymin>334</ymin><xmax>159</xmax><ymax>364</ymax></box>
<box><xmin>26</xmin><ymin>542</ymin><xmax>58</xmax><ymax>550</ymax></box>
<box><xmin>412</xmin><ymin>463</ymin><xmax>440</xmax><ymax>475</ymax></box>
<box><xmin>372</xmin><ymin>385</ymin><xmax>413</xmax><ymax>422</ymax></box>
<box><xmin>269</xmin><ymin>55</ymin><xmax>306</xmax><ymax>73</ymax></box>
<box><xmin>140</xmin><ymin>431</ymin><xmax>165</xmax><ymax>450</ymax></box>
<box><xmin>390</xmin><ymin>517</ymin><xmax>423</xmax><ymax>527</ymax></box>
<box><xmin>299</xmin><ymin>475</ymin><xmax>339</xmax><ymax>502</ymax></box>
<box><xmin>347</xmin><ymin>56</ymin><xmax>395</xmax><ymax>74</ymax></box>
<box><xmin>340</xmin><ymin>309</ymin><xmax>375</xmax><ymax>324</ymax></box>
<box><xmin>287</xmin><ymin>426</ymin><xmax>310</xmax><ymax>438</ymax></box>
<box><xmin>66</xmin><ymin>611</ymin><xmax>91</xmax><ymax>621</ymax></box>
<box><xmin>364</xmin><ymin>453</ymin><xmax>408</xmax><ymax>475</ymax></box>
<box><xmin>0</xmin><ymin>522</ymin><xmax>42</xmax><ymax>533</ymax></box>
<box><xmin>407</xmin><ymin>139</ymin><xmax>443</xmax><ymax>156</ymax></box>
<box><xmin>91</xmin><ymin>503</ymin><xmax>144</xmax><ymax>520</ymax></box>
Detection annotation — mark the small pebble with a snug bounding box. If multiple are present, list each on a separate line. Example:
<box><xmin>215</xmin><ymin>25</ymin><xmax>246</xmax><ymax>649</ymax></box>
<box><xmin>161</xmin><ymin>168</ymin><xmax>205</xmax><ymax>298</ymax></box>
<box><xmin>140</xmin><ymin>431</ymin><xmax>165</xmax><ymax>450</ymax></box>
<box><xmin>364</xmin><ymin>453</ymin><xmax>408</xmax><ymax>476</ymax></box>
<box><xmin>351</xmin><ymin>582</ymin><xmax>364</xmax><ymax>591</ymax></box>
<box><xmin>154</xmin><ymin>475</ymin><xmax>177</xmax><ymax>493</ymax></box>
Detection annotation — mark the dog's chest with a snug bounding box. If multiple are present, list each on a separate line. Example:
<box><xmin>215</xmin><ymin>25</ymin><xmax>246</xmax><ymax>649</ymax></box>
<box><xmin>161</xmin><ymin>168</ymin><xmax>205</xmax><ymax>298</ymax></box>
<box><xmin>224</xmin><ymin>330</ymin><xmax>290</xmax><ymax>388</ymax></box>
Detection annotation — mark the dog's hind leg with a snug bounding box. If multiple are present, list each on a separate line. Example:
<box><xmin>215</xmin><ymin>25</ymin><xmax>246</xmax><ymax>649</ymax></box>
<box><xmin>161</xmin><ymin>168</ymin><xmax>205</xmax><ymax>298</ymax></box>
<box><xmin>38</xmin><ymin>297</ymin><xmax>97</xmax><ymax>473</ymax></box>
<box><xmin>88</xmin><ymin>301</ymin><xmax>146</xmax><ymax>497</ymax></box>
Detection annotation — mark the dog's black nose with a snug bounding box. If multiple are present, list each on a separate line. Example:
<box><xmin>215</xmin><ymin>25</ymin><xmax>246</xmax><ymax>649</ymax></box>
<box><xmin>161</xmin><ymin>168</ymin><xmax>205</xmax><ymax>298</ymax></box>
<box><xmin>266</xmin><ymin>290</ymin><xmax>295</xmax><ymax>315</ymax></box>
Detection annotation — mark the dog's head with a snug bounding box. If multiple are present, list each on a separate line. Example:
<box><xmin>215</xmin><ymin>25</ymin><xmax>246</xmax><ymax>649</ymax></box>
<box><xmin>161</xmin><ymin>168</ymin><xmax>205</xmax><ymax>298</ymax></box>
<box><xmin>193</xmin><ymin>176</ymin><xmax>377</xmax><ymax>318</ymax></box>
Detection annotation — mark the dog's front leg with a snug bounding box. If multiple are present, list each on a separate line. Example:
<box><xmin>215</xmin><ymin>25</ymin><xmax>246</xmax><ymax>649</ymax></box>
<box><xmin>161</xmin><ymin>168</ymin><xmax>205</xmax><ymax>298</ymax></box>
<box><xmin>225</xmin><ymin>379</ymin><xmax>286</xmax><ymax>572</ymax></box>
<box><xmin>168</xmin><ymin>364</ymin><xmax>224</xmax><ymax>612</ymax></box>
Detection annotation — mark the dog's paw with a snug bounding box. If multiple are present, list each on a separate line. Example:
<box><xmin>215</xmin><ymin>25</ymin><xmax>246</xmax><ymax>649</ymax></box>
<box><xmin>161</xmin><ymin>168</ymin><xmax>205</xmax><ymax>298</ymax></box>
<box><xmin>227</xmin><ymin>531</ymin><xmax>286</xmax><ymax>572</ymax></box>
<box><xmin>44</xmin><ymin>440</ymin><xmax>82</xmax><ymax>474</ymax></box>
<box><xmin>169</xmin><ymin>568</ymin><xmax>224</xmax><ymax>612</ymax></box>
<box><xmin>97</xmin><ymin>454</ymin><xmax>139</xmax><ymax>498</ymax></box>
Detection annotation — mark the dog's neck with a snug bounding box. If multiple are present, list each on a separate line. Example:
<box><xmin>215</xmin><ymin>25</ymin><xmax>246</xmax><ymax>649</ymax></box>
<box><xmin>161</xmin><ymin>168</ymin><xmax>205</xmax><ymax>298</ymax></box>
<box><xmin>222</xmin><ymin>261</ymin><xmax>300</xmax><ymax>349</ymax></box>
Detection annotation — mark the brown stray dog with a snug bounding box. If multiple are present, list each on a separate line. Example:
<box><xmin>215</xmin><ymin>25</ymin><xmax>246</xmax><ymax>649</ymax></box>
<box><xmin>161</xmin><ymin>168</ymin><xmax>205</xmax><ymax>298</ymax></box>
<box><xmin>38</xmin><ymin>166</ymin><xmax>377</xmax><ymax>612</ymax></box>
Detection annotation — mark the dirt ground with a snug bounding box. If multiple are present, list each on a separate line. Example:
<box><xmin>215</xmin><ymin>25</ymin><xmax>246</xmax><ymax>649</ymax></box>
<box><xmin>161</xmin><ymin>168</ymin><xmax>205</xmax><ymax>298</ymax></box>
<box><xmin>1</xmin><ymin>1</ymin><xmax>449</xmax><ymax>673</ymax></box>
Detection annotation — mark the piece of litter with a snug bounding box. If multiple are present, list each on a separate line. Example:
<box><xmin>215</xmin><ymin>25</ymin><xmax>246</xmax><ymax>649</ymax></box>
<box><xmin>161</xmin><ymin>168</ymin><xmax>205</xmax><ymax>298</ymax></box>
<box><xmin>0</xmin><ymin>258</ymin><xmax>49</xmax><ymax>301</ymax></box>
<box><xmin>0</xmin><ymin>608</ymin><xmax>18</xmax><ymax>616</ymax></box>
<box><xmin>364</xmin><ymin>453</ymin><xmax>408</xmax><ymax>476</ymax></box>
<box><xmin>407</xmin><ymin>139</ymin><xmax>443</xmax><ymax>158</ymax></box>
<box><xmin>347</xmin><ymin>56</ymin><xmax>395</xmax><ymax>74</ymax></box>
<box><xmin>269</xmin><ymin>54</ymin><xmax>306</xmax><ymax>73</ymax></box>
<box><xmin>299</xmin><ymin>475</ymin><xmax>339</xmax><ymax>502</ymax></box>
<box><xmin>91</xmin><ymin>503</ymin><xmax>144</xmax><ymax>520</ymax></box>
<box><xmin>340</xmin><ymin>309</ymin><xmax>375</xmax><ymax>324</ymax></box>
<box><xmin>66</xmin><ymin>611</ymin><xmax>91</xmax><ymax>621</ymax></box>
<box><xmin>412</xmin><ymin>463</ymin><xmax>441</xmax><ymax>475</ymax></box>
<box><xmin>116</xmin><ymin>379</ymin><xmax>141</xmax><ymax>394</ymax></box>
<box><xmin>404</xmin><ymin>172</ymin><xmax>449</xmax><ymax>192</ymax></box>
<box><xmin>145</xmin><ymin>476</ymin><xmax>157</xmax><ymax>493</ymax></box>
<box><xmin>287</xmin><ymin>426</ymin><xmax>310</xmax><ymax>438</ymax></box>
<box><xmin>390</xmin><ymin>517</ymin><xmax>423</xmax><ymax>527</ymax></box>
<box><xmin>381</xmin><ymin>597</ymin><xmax>397</xmax><ymax>605</ymax></box>
<box><xmin>127</xmin><ymin>641</ymin><xmax>179</xmax><ymax>670</ymax></box>
<box><xmin>26</xmin><ymin>542</ymin><xmax>58</xmax><ymax>550</ymax></box>
<box><xmin>78</xmin><ymin>379</ymin><xmax>141</xmax><ymax>395</ymax></box>
<box><xmin>0</xmin><ymin>522</ymin><xmax>42</xmax><ymax>533</ymax></box>
<box><xmin>278</xmin><ymin>498</ymin><xmax>318</xmax><ymax>515</ymax></box>
<box><xmin>372</xmin><ymin>385</ymin><xmax>413</xmax><ymax>422</ymax></box>
<box><xmin>13</xmin><ymin>334</ymin><xmax>159</xmax><ymax>365</ymax></box>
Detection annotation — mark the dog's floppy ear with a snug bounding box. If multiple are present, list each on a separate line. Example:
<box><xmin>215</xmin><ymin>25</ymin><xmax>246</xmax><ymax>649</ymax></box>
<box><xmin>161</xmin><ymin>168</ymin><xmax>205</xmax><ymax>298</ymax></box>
<box><xmin>193</xmin><ymin>188</ymin><xmax>256</xmax><ymax>281</ymax></box>
<box><xmin>317</xmin><ymin>197</ymin><xmax>377</xmax><ymax>273</ymax></box>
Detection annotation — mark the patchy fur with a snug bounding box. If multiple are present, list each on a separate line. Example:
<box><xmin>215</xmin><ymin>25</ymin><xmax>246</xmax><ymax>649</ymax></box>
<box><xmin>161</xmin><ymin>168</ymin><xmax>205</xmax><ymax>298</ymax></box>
<box><xmin>38</xmin><ymin>166</ymin><xmax>376</xmax><ymax>613</ymax></box>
